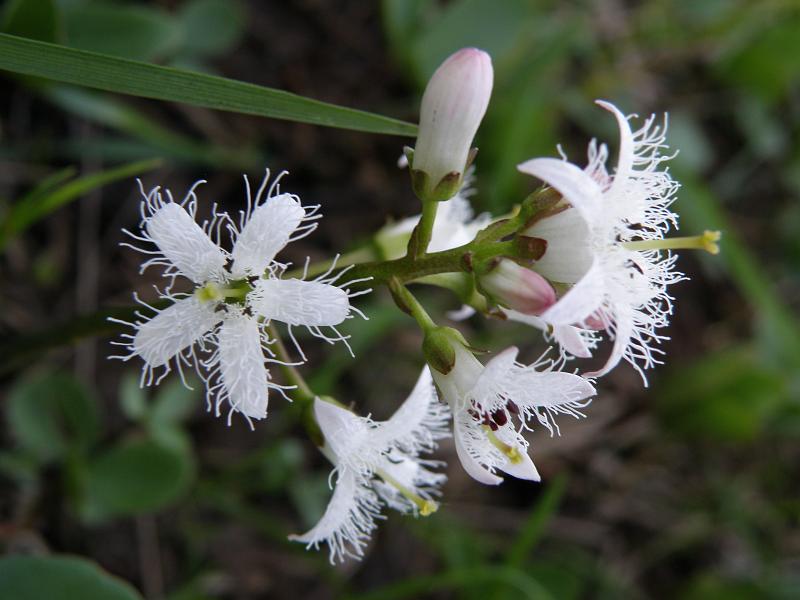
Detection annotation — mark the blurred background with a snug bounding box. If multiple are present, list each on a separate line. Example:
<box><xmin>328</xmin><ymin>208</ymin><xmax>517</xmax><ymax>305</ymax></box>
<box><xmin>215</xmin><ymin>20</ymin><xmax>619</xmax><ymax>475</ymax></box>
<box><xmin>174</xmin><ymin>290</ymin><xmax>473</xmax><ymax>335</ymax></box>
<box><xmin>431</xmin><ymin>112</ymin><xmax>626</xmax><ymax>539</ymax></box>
<box><xmin>1</xmin><ymin>0</ymin><xmax>800</xmax><ymax>598</ymax></box>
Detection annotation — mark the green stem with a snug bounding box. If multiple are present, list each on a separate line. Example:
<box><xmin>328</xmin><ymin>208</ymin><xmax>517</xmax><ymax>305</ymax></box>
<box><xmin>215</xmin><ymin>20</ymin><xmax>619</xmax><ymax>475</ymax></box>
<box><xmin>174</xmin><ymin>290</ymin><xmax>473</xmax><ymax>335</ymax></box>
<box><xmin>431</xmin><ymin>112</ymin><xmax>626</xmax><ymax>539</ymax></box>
<box><xmin>408</xmin><ymin>200</ymin><xmax>439</xmax><ymax>259</ymax></box>
<box><xmin>267</xmin><ymin>323</ymin><xmax>314</xmax><ymax>403</ymax></box>
<box><xmin>388</xmin><ymin>279</ymin><xmax>437</xmax><ymax>331</ymax></box>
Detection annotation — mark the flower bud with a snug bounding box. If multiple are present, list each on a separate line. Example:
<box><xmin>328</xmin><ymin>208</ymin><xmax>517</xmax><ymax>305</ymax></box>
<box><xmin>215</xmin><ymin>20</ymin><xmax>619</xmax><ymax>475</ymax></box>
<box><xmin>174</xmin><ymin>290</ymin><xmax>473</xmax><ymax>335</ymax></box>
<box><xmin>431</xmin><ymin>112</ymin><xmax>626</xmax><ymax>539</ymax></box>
<box><xmin>478</xmin><ymin>259</ymin><xmax>556</xmax><ymax>316</ymax></box>
<box><xmin>412</xmin><ymin>47</ymin><xmax>493</xmax><ymax>202</ymax></box>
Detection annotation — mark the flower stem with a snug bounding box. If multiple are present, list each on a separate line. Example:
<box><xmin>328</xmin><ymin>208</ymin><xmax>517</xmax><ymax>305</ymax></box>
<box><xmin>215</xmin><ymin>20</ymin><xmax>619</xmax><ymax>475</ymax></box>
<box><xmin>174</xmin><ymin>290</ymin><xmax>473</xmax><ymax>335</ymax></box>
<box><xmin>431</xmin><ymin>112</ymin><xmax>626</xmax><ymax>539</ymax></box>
<box><xmin>267</xmin><ymin>323</ymin><xmax>314</xmax><ymax>403</ymax></box>
<box><xmin>388</xmin><ymin>278</ymin><xmax>437</xmax><ymax>332</ymax></box>
<box><xmin>407</xmin><ymin>199</ymin><xmax>439</xmax><ymax>259</ymax></box>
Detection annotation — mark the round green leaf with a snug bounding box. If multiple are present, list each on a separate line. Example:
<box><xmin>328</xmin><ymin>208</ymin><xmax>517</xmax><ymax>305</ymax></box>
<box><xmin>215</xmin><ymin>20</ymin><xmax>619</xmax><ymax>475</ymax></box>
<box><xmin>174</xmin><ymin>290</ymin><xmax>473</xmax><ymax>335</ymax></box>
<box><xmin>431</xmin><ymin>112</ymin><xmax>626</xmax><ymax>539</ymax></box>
<box><xmin>151</xmin><ymin>378</ymin><xmax>198</xmax><ymax>424</ymax></box>
<box><xmin>119</xmin><ymin>374</ymin><xmax>148</xmax><ymax>422</ymax></box>
<box><xmin>6</xmin><ymin>372</ymin><xmax>99</xmax><ymax>462</ymax></box>
<box><xmin>63</xmin><ymin>4</ymin><xmax>181</xmax><ymax>61</ymax></box>
<box><xmin>177</xmin><ymin>0</ymin><xmax>245</xmax><ymax>58</ymax></box>
<box><xmin>86</xmin><ymin>437</ymin><xmax>193</xmax><ymax>515</ymax></box>
<box><xmin>0</xmin><ymin>555</ymin><xmax>142</xmax><ymax>600</ymax></box>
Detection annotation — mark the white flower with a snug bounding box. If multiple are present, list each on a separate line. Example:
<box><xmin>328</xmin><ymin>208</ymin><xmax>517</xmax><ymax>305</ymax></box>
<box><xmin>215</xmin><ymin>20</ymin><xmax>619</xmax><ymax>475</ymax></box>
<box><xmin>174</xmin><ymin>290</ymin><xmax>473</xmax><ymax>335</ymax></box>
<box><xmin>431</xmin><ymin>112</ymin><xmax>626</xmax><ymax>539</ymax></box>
<box><xmin>517</xmin><ymin>100</ymin><xmax>686</xmax><ymax>383</ymax></box>
<box><xmin>112</xmin><ymin>170</ymin><xmax>368</xmax><ymax>425</ymax></box>
<box><xmin>430</xmin><ymin>340</ymin><xmax>596</xmax><ymax>485</ymax></box>
<box><xmin>376</xmin><ymin>167</ymin><xmax>490</xmax><ymax>259</ymax></box>
<box><xmin>289</xmin><ymin>369</ymin><xmax>450</xmax><ymax>563</ymax></box>
<box><xmin>412</xmin><ymin>47</ymin><xmax>493</xmax><ymax>200</ymax></box>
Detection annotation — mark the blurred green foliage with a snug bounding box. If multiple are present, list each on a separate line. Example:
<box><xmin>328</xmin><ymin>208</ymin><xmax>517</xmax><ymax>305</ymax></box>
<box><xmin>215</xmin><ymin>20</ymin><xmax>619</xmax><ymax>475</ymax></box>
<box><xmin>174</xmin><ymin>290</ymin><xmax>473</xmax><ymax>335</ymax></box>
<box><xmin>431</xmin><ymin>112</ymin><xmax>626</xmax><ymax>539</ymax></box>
<box><xmin>2</xmin><ymin>372</ymin><xmax>197</xmax><ymax>521</ymax></box>
<box><xmin>0</xmin><ymin>555</ymin><xmax>143</xmax><ymax>600</ymax></box>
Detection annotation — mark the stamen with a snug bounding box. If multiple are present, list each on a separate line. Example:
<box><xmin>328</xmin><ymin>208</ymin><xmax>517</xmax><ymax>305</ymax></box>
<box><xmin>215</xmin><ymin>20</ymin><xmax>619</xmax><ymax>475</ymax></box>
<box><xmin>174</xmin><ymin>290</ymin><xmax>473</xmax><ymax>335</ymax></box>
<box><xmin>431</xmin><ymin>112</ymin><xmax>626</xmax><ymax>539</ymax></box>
<box><xmin>376</xmin><ymin>469</ymin><xmax>438</xmax><ymax>516</ymax></box>
<box><xmin>622</xmin><ymin>230</ymin><xmax>721</xmax><ymax>255</ymax></box>
<box><xmin>483</xmin><ymin>426</ymin><xmax>523</xmax><ymax>464</ymax></box>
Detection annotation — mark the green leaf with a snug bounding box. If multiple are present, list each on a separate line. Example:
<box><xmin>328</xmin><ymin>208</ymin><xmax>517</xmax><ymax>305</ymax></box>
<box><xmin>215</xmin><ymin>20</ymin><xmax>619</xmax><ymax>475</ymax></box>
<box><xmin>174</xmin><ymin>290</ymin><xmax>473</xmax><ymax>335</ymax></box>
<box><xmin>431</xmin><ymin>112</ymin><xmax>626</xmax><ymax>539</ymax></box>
<box><xmin>504</xmin><ymin>475</ymin><xmax>567</xmax><ymax>568</ymax></box>
<box><xmin>0</xmin><ymin>158</ymin><xmax>162</xmax><ymax>250</ymax></box>
<box><xmin>86</xmin><ymin>437</ymin><xmax>194</xmax><ymax>516</ymax></box>
<box><xmin>6</xmin><ymin>372</ymin><xmax>99</xmax><ymax>462</ymax></box>
<box><xmin>176</xmin><ymin>0</ymin><xmax>245</xmax><ymax>59</ymax></box>
<box><xmin>0</xmin><ymin>33</ymin><xmax>417</xmax><ymax>136</ymax></box>
<box><xmin>63</xmin><ymin>3</ymin><xmax>180</xmax><ymax>61</ymax></box>
<box><xmin>150</xmin><ymin>378</ymin><xmax>198</xmax><ymax>424</ymax></box>
<box><xmin>2</xmin><ymin>0</ymin><xmax>62</xmax><ymax>43</ymax></box>
<box><xmin>0</xmin><ymin>555</ymin><xmax>142</xmax><ymax>600</ymax></box>
<box><xmin>119</xmin><ymin>374</ymin><xmax>148</xmax><ymax>422</ymax></box>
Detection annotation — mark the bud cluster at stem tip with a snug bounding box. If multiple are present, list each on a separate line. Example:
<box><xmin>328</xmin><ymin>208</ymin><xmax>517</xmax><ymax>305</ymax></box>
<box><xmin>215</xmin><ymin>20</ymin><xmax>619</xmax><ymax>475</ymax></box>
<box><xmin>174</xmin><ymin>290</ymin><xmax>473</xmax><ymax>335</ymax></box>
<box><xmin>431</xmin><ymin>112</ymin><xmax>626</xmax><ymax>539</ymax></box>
<box><xmin>411</xmin><ymin>47</ymin><xmax>493</xmax><ymax>202</ymax></box>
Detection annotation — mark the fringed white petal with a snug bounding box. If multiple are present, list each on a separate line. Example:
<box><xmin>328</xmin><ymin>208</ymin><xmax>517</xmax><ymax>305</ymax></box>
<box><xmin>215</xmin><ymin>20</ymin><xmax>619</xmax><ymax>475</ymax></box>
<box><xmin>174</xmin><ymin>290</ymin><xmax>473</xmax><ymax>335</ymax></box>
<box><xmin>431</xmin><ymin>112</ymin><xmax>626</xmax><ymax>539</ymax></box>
<box><xmin>468</xmin><ymin>347</ymin><xmax>518</xmax><ymax>412</ymax></box>
<box><xmin>512</xmin><ymin>369</ymin><xmax>595</xmax><ymax>435</ymax></box>
<box><xmin>542</xmin><ymin>259</ymin><xmax>606</xmax><ymax>326</ymax></box>
<box><xmin>146</xmin><ymin>203</ymin><xmax>227</xmax><ymax>284</ymax></box>
<box><xmin>313</xmin><ymin>398</ymin><xmax>373</xmax><ymax>472</ymax></box>
<box><xmin>552</xmin><ymin>325</ymin><xmax>596</xmax><ymax>359</ymax></box>
<box><xmin>213</xmin><ymin>315</ymin><xmax>270</xmax><ymax>421</ymax></box>
<box><xmin>250</xmin><ymin>278</ymin><xmax>351</xmax><ymax>326</ymax></box>
<box><xmin>133</xmin><ymin>296</ymin><xmax>221</xmax><ymax>367</ymax></box>
<box><xmin>517</xmin><ymin>157</ymin><xmax>603</xmax><ymax>226</ymax></box>
<box><xmin>453</xmin><ymin>415</ymin><xmax>503</xmax><ymax>485</ymax></box>
<box><xmin>585</xmin><ymin>305</ymin><xmax>635</xmax><ymax>381</ymax></box>
<box><xmin>527</xmin><ymin>208</ymin><xmax>594</xmax><ymax>284</ymax></box>
<box><xmin>288</xmin><ymin>468</ymin><xmax>382</xmax><ymax>564</ymax></box>
<box><xmin>374</xmin><ymin>368</ymin><xmax>450</xmax><ymax>455</ymax></box>
<box><xmin>230</xmin><ymin>193</ymin><xmax>305</xmax><ymax>277</ymax></box>
<box><xmin>596</xmin><ymin>100</ymin><xmax>634</xmax><ymax>196</ymax></box>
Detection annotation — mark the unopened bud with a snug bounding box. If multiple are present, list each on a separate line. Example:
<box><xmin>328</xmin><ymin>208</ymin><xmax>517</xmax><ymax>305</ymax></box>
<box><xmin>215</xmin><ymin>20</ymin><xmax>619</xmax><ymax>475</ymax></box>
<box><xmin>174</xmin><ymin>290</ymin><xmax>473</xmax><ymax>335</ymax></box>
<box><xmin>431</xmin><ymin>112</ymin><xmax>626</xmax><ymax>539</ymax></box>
<box><xmin>478</xmin><ymin>259</ymin><xmax>556</xmax><ymax>316</ymax></box>
<box><xmin>412</xmin><ymin>48</ymin><xmax>493</xmax><ymax>202</ymax></box>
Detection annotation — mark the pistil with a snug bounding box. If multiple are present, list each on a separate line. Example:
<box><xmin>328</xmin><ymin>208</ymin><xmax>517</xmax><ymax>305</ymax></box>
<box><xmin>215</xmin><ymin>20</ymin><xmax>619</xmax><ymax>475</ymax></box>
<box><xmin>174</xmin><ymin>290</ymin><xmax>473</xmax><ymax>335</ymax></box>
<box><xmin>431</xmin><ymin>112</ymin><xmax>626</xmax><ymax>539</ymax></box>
<box><xmin>622</xmin><ymin>230</ymin><xmax>721</xmax><ymax>254</ymax></box>
<box><xmin>483</xmin><ymin>426</ymin><xmax>523</xmax><ymax>464</ymax></box>
<box><xmin>376</xmin><ymin>468</ymin><xmax>438</xmax><ymax>516</ymax></box>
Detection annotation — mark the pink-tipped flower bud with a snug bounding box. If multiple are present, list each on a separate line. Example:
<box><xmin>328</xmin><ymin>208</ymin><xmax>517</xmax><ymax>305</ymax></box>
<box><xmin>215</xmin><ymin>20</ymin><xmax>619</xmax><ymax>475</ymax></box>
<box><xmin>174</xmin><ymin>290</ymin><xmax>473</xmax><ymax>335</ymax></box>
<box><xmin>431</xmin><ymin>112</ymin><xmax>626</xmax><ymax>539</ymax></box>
<box><xmin>411</xmin><ymin>47</ymin><xmax>493</xmax><ymax>202</ymax></box>
<box><xmin>479</xmin><ymin>259</ymin><xmax>557</xmax><ymax>316</ymax></box>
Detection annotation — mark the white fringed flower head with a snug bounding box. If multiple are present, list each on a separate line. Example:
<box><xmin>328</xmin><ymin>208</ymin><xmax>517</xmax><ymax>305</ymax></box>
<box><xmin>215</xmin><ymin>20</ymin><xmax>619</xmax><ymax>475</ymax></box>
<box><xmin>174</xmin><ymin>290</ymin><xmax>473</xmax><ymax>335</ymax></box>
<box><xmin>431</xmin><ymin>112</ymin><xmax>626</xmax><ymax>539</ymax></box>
<box><xmin>431</xmin><ymin>340</ymin><xmax>596</xmax><ymax>485</ymax></box>
<box><xmin>111</xmin><ymin>170</ymin><xmax>370</xmax><ymax>425</ymax></box>
<box><xmin>289</xmin><ymin>369</ymin><xmax>450</xmax><ymax>563</ymax></box>
<box><xmin>517</xmin><ymin>100</ymin><xmax>686</xmax><ymax>384</ymax></box>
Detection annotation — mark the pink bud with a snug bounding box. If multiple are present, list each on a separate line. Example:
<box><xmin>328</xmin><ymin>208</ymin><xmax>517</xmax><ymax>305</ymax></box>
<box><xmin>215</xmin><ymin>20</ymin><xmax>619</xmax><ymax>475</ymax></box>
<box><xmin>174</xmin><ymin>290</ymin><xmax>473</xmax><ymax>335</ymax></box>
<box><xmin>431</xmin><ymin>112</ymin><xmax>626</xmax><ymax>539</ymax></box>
<box><xmin>412</xmin><ymin>48</ymin><xmax>493</xmax><ymax>199</ymax></box>
<box><xmin>479</xmin><ymin>259</ymin><xmax>556</xmax><ymax>315</ymax></box>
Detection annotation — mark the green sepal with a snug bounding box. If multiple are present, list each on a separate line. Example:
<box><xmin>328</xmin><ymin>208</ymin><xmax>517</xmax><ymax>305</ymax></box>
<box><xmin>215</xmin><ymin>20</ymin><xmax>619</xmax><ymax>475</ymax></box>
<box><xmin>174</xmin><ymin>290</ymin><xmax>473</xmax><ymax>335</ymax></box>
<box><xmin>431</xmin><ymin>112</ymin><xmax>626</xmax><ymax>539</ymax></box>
<box><xmin>422</xmin><ymin>327</ymin><xmax>458</xmax><ymax>375</ymax></box>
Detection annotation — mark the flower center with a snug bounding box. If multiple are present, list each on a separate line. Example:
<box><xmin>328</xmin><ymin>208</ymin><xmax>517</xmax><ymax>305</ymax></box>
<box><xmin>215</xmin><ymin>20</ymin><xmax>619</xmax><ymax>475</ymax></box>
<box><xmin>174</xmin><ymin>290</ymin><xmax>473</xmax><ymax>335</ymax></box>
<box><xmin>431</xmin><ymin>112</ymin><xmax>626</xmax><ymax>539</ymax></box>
<box><xmin>622</xmin><ymin>230</ymin><xmax>721</xmax><ymax>254</ymax></box>
<box><xmin>483</xmin><ymin>426</ymin><xmax>523</xmax><ymax>464</ymax></box>
<box><xmin>376</xmin><ymin>468</ymin><xmax>438</xmax><ymax>516</ymax></box>
<box><xmin>195</xmin><ymin>279</ymin><xmax>253</xmax><ymax>305</ymax></box>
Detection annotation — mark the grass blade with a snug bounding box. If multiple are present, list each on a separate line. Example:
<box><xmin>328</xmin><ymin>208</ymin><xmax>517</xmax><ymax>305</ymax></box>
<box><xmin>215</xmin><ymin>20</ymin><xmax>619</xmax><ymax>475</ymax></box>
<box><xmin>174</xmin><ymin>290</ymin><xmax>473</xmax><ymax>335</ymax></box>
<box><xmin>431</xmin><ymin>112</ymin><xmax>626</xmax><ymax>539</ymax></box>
<box><xmin>0</xmin><ymin>158</ymin><xmax>161</xmax><ymax>249</ymax></box>
<box><xmin>0</xmin><ymin>33</ymin><xmax>417</xmax><ymax>136</ymax></box>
